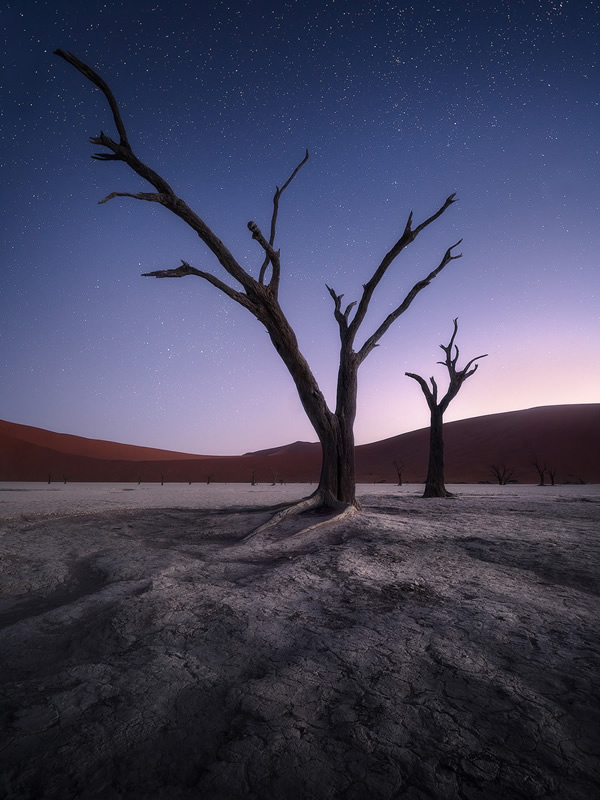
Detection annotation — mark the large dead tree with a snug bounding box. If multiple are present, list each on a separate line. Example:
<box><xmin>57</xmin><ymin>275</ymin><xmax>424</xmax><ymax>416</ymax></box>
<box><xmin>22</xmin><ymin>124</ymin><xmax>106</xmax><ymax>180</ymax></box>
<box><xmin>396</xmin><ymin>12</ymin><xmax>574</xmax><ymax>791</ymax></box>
<box><xmin>55</xmin><ymin>50</ymin><xmax>462</xmax><ymax>511</ymax></box>
<box><xmin>406</xmin><ymin>319</ymin><xmax>486</xmax><ymax>498</ymax></box>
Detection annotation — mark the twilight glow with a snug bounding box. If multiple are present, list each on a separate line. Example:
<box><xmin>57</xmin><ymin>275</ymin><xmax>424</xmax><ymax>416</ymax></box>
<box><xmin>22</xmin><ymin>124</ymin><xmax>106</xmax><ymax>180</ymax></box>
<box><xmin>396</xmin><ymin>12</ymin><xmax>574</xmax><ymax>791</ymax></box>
<box><xmin>2</xmin><ymin>0</ymin><xmax>598</xmax><ymax>454</ymax></box>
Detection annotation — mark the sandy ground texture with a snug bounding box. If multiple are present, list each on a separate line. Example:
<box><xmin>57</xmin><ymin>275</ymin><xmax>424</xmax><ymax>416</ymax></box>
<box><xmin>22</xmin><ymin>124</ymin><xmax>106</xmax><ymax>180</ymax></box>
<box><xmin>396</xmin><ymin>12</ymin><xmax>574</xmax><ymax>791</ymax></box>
<box><xmin>0</xmin><ymin>483</ymin><xmax>599</xmax><ymax>799</ymax></box>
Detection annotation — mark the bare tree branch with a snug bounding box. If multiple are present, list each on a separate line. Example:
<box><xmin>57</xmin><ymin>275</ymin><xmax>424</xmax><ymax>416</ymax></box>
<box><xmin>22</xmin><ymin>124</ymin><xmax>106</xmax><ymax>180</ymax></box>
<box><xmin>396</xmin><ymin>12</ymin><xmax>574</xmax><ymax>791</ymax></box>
<box><xmin>141</xmin><ymin>261</ymin><xmax>257</xmax><ymax>312</ymax></box>
<box><xmin>348</xmin><ymin>194</ymin><xmax>457</xmax><ymax>344</ymax></box>
<box><xmin>257</xmin><ymin>149</ymin><xmax>309</xmax><ymax>291</ymax></box>
<box><xmin>405</xmin><ymin>372</ymin><xmax>433</xmax><ymax>402</ymax></box>
<box><xmin>269</xmin><ymin>149</ymin><xmax>309</xmax><ymax>247</ymax></box>
<box><xmin>430</xmin><ymin>375</ymin><xmax>439</xmax><ymax>404</ymax></box>
<box><xmin>438</xmin><ymin>317</ymin><xmax>487</xmax><ymax>403</ymax></box>
<box><xmin>99</xmin><ymin>191</ymin><xmax>170</xmax><ymax>205</ymax></box>
<box><xmin>325</xmin><ymin>285</ymin><xmax>348</xmax><ymax>333</ymax></box>
<box><xmin>54</xmin><ymin>49</ymin><xmax>261</xmax><ymax>295</ymax></box>
<box><xmin>357</xmin><ymin>239</ymin><xmax>462</xmax><ymax>363</ymax></box>
<box><xmin>407</xmin><ymin>319</ymin><xmax>487</xmax><ymax>414</ymax></box>
<box><xmin>437</xmin><ymin>318</ymin><xmax>487</xmax><ymax>386</ymax></box>
<box><xmin>54</xmin><ymin>50</ymin><xmax>130</xmax><ymax>147</ymax></box>
<box><xmin>90</xmin><ymin>130</ymin><xmax>177</xmax><ymax>197</ymax></box>
<box><xmin>249</xmin><ymin>221</ymin><xmax>280</xmax><ymax>286</ymax></box>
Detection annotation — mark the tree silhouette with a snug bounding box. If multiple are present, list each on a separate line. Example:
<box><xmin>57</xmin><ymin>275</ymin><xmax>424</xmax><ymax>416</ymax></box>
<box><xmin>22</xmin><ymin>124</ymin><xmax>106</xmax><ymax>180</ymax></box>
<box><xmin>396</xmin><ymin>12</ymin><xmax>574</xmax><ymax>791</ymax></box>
<box><xmin>532</xmin><ymin>458</ymin><xmax>548</xmax><ymax>486</ymax></box>
<box><xmin>490</xmin><ymin>463</ymin><xmax>516</xmax><ymax>485</ymax></box>
<box><xmin>406</xmin><ymin>319</ymin><xmax>487</xmax><ymax>497</ymax></box>
<box><xmin>393</xmin><ymin>459</ymin><xmax>404</xmax><ymax>486</ymax></box>
<box><xmin>55</xmin><ymin>50</ymin><xmax>462</xmax><ymax>515</ymax></box>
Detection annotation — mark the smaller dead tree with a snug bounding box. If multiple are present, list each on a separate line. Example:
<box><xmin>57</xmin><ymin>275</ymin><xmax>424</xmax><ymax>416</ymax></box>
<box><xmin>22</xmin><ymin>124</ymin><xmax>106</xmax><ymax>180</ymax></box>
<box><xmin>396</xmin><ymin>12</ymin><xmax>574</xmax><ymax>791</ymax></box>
<box><xmin>532</xmin><ymin>458</ymin><xmax>547</xmax><ymax>486</ymax></box>
<box><xmin>546</xmin><ymin>464</ymin><xmax>557</xmax><ymax>486</ymax></box>
<box><xmin>406</xmin><ymin>318</ymin><xmax>487</xmax><ymax>498</ymax></box>
<box><xmin>490</xmin><ymin>463</ymin><xmax>516</xmax><ymax>485</ymax></box>
<box><xmin>393</xmin><ymin>459</ymin><xmax>404</xmax><ymax>486</ymax></box>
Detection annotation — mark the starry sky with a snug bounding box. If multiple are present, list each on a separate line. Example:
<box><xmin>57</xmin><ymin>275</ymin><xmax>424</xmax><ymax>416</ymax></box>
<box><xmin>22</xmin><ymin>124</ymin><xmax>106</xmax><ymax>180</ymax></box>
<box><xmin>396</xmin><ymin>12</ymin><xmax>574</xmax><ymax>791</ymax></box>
<box><xmin>2</xmin><ymin>0</ymin><xmax>599</xmax><ymax>455</ymax></box>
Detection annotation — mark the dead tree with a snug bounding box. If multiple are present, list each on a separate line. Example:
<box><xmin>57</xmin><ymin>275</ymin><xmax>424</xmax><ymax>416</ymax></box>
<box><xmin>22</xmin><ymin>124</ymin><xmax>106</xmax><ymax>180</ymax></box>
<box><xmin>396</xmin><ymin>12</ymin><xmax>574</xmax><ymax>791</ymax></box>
<box><xmin>393</xmin><ymin>459</ymin><xmax>404</xmax><ymax>486</ymax></box>
<box><xmin>532</xmin><ymin>458</ymin><xmax>547</xmax><ymax>486</ymax></box>
<box><xmin>546</xmin><ymin>464</ymin><xmax>557</xmax><ymax>486</ymax></box>
<box><xmin>490</xmin><ymin>463</ymin><xmax>516</xmax><ymax>485</ymax></box>
<box><xmin>406</xmin><ymin>319</ymin><xmax>487</xmax><ymax>498</ymax></box>
<box><xmin>55</xmin><ymin>50</ymin><xmax>462</xmax><ymax>513</ymax></box>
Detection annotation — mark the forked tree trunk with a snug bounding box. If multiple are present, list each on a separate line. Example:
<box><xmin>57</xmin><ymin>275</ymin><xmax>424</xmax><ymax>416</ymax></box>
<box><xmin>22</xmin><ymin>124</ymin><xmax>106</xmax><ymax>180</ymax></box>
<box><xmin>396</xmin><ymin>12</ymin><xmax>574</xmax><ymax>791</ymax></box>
<box><xmin>317</xmin><ymin>420</ymin><xmax>356</xmax><ymax>506</ymax></box>
<box><xmin>263</xmin><ymin>303</ymin><xmax>361</xmax><ymax>507</ymax></box>
<box><xmin>293</xmin><ymin>352</ymin><xmax>358</xmax><ymax>507</ymax></box>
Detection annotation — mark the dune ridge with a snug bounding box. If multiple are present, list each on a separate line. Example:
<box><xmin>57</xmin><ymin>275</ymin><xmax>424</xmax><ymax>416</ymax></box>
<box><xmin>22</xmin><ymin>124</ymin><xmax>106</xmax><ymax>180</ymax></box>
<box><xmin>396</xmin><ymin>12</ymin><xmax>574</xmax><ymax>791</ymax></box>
<box><xmin>1</xmin><ymin>404</ymin><xmax>598</xmax><ymax>484</ymax></box>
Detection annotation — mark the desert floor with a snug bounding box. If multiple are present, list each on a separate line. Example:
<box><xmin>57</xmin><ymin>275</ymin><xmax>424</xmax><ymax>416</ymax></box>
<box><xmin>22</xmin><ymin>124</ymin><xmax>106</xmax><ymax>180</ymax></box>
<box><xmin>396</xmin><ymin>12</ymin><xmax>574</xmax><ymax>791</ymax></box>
<box><xmin>1</xmin><ymin>483</ymin><xmax>599</xmax><ymax>799</ymax></box>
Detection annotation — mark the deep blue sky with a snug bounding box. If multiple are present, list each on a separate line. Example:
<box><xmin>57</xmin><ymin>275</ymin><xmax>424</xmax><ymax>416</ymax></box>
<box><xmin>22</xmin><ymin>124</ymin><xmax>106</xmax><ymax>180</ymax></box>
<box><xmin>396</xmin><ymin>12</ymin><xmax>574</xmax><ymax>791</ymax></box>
<box><xmin>2</xmin><ymin>0</ymin><xmax>599</xmax><ymax>454</ymax></box>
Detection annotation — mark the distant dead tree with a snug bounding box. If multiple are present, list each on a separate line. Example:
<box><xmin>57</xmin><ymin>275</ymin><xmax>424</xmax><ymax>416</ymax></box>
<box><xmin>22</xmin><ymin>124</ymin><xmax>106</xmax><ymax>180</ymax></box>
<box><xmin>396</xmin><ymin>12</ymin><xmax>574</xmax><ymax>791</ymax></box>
<box><xmin>532</xmin><ymin>458</ymin><xmax>548</xmax><ymax>486</ymax></box>
<box><xmin>206</xmin><ymin>473</ymin><xmax>214</xmax><ymax>485</ymax></box>
<box><xmin>393</xmin><ymin>459</ymin><xmax>404</xmax><ymax>486</ymax></box>
<box><xmin>490</xmin><ymin>463</ymin><xmax>516</xmax><ymax>485</ymax></box>
<box><xmin>546</xmin><ymin>464</ymin><xmax>557</xmax><ymax>486</ymax></box>
<box><xmin>406</xmin><ymin>319</ymin><xmax>487</xmax><ymax>498</ymax></box>
<box><xmin>250</xmin><ymin>468</ymin><xmax>257</xmax><ymax>486</ymax></box>
<box><xmin>56</xmin><ymin>50</ymin><xmax>463</xmax><ymax>516</ymax></box>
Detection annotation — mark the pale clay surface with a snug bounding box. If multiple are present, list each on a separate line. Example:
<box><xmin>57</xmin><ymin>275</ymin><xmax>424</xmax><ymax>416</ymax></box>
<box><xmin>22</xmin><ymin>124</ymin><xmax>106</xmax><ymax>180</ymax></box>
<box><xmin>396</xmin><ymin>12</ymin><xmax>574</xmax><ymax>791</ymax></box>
<box><xmin>0</xmin><ymin>482</ymin><xmax>599</xmax><ymax>799</ymax></box>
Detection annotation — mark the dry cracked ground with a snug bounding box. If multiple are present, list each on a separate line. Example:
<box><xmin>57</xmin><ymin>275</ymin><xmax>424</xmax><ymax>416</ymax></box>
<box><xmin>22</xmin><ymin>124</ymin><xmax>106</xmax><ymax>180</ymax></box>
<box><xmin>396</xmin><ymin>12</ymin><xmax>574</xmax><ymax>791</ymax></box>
<box><xmin>0</xmin><ymin>490</ymin><xmax>599</xmax><ymax>799</ymax></box>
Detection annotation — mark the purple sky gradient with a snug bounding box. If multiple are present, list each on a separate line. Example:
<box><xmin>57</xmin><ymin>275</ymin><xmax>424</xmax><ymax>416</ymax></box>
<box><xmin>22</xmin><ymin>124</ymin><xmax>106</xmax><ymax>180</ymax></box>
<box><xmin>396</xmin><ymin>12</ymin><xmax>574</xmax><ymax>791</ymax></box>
<box><xmin>2</xmin><ymin>0</ymin><xmax>599</xmax><ymax>455</ymax></box>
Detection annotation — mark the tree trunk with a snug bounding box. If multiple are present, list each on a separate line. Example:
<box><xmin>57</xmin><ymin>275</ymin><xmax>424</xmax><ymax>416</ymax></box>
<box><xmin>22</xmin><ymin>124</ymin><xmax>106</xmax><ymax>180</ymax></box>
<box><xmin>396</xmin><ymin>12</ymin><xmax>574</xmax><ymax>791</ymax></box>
<box><xmin>316</xmin><ymin>418</ymin><xmax>356</xmax><ymax>506</ymax></box>
<box><xmin>308</xmin><ymin>357</ymin><xmax>358</xmax><ymax>507</ymax></box>
<box><xmin>263</xmin><ymin>298</ymin><xmax>359</xmax><ymax>508</ymax></box>
<box><xmin>423</xmin><ymin>408</ymin><xmax>452</xmax><ymax>498</ymax></box>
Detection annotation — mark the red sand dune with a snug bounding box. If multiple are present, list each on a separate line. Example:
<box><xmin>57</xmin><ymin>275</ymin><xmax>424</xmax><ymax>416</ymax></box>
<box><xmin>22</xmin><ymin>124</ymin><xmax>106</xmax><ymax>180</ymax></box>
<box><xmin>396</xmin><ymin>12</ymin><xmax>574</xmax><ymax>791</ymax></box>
<box><xmin>0</xmin><ymin>404</ymin><xmax>598</xmax><ymax>484</ymax></box>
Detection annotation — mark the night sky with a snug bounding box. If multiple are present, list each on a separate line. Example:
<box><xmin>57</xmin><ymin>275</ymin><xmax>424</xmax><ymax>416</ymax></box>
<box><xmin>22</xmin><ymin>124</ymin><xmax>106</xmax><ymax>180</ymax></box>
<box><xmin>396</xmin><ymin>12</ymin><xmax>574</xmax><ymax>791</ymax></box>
<box><xmin>2</xmin><ymin>0</ymin><xmax>599</xmax><ymax>455</ymax></box>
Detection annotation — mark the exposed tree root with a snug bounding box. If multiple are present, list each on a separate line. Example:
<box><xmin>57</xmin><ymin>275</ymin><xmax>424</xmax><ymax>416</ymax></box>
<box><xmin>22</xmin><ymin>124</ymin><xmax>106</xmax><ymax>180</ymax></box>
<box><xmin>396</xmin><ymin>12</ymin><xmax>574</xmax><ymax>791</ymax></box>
<box><xmin>292</xmin><ymin>503</ymin><xmax>358</xmax><ymax>536</ymax></box>
<box><xmin>243</xmin><ymin>489</ymin><xmax>360</xmax><ymax>540</ymax></box>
